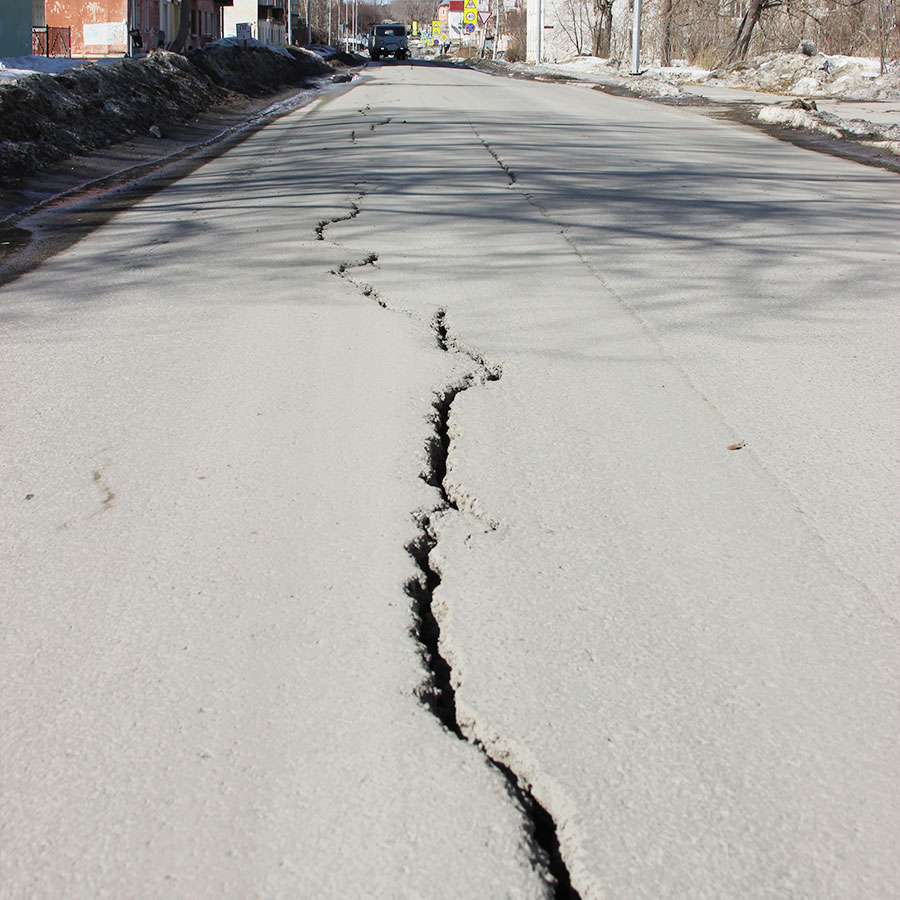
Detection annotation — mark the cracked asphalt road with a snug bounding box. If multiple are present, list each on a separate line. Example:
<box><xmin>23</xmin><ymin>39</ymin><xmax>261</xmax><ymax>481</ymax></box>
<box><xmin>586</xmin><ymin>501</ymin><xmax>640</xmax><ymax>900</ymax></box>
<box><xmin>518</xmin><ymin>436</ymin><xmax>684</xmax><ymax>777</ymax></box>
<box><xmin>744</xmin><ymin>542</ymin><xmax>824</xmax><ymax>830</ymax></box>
<box><xmin>2</xmin><ymin>61</ymin><xmax>898</xmax><ymax>899</ymax></box>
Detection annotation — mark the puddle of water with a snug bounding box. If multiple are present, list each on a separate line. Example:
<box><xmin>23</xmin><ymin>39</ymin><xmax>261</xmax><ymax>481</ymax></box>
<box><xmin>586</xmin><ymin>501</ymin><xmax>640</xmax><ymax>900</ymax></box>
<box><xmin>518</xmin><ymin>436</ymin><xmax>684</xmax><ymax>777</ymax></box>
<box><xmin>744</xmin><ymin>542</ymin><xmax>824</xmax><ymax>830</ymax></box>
<box><xmin>0</xmin><ymin>225</ymin><xmax>32</xmax><ymax>263</ymax></box>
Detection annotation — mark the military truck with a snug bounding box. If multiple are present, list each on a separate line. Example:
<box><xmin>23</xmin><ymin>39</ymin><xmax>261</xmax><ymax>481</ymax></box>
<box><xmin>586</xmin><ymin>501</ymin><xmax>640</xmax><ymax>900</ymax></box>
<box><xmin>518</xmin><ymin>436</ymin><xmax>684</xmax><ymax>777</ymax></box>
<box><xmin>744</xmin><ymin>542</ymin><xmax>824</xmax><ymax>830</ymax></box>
<box><xmin>368</xmin><ymin>23</ymin><xmax>409</xmax><ymax>61</ymax></box>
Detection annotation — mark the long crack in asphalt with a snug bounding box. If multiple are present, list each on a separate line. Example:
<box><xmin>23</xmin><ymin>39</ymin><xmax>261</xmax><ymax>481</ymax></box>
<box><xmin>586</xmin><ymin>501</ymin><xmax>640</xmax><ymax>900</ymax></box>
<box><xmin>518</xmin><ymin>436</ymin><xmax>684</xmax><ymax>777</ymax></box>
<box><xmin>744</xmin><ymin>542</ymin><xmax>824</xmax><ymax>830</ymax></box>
<box><xmin>322</xmin><ymin>189</ymin><xmax>581</xmax><ymax>898</ymax></box>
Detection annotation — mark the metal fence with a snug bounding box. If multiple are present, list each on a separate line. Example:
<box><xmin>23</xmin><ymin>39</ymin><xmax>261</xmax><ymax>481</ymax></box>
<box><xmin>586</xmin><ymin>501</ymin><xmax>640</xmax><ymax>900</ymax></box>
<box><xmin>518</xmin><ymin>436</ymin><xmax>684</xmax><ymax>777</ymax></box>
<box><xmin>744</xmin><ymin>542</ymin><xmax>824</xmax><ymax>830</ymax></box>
<box><xmin>32</xmin><ymin>26</ymin><xmax>72</xmax><ymax>58</ymax></box>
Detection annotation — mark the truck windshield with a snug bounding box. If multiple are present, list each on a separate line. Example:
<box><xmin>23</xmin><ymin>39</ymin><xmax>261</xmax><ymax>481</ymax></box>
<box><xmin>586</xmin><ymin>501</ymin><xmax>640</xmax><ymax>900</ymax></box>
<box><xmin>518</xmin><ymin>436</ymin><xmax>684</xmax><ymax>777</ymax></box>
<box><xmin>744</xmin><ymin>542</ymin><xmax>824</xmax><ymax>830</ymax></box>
<box><xmin>375</xmin><ymin>26</ymin><xmax>405</xmax><ymax>35</ymax></box>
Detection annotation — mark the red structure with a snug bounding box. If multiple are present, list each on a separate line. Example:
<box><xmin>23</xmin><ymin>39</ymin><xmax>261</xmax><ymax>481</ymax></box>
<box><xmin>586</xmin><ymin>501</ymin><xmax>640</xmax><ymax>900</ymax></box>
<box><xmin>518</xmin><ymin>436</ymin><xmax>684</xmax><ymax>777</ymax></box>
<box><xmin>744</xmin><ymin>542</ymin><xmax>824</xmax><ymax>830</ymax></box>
<box><xmin>43</xmin><ymin>0</ymin><xmax>221</xmax><ymax>58</ymax></box>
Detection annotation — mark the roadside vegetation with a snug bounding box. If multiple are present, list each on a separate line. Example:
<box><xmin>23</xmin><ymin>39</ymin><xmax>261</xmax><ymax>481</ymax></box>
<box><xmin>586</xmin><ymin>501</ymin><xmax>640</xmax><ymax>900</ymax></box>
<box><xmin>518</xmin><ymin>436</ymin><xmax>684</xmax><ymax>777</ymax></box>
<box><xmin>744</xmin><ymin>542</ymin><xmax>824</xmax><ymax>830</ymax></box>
<box><xmin>0</xmin><ymin>42</ymin><xmax>361</xmax><ymax>182</ymax></box>
<box><xmin>545</xmin><ymin>0</ymin><xmax>899</xmax><ymax>71</ymax></box>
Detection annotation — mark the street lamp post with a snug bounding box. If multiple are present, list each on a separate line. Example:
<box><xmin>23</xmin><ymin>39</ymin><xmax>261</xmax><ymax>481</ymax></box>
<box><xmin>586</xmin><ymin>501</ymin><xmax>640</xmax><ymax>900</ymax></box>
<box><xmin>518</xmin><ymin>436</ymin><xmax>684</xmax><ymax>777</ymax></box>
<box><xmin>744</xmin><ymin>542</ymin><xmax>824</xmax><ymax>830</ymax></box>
<box><xmin>630</xmin><ymin>0</ymin><xmax>643</xmax><ymax>74</ymax></box>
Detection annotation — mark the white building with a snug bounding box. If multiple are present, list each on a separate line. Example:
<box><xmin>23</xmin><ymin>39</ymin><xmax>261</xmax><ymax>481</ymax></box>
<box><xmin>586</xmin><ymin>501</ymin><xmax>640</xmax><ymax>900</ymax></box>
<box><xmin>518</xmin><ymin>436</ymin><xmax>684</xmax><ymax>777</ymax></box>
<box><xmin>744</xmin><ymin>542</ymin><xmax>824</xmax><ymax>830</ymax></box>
<box><xmin>221</xmin><ymin>0</ymin><xmax>290</xmax><ymax>45</ymax></box>
<box><xmin>527</xmin><ymin>0</ymin><xmax>632</xmax><ymax>63</ymax></box>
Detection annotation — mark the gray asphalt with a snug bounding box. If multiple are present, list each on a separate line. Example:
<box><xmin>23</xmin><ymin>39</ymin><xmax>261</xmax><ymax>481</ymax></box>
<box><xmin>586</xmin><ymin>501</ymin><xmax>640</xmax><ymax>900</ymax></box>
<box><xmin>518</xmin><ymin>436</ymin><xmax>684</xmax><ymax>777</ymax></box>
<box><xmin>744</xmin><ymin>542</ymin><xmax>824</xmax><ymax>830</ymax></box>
<box><xmin>2</xmin><ymin>61</ymin><xmax>898</xmax><ymax>899</ymax></box>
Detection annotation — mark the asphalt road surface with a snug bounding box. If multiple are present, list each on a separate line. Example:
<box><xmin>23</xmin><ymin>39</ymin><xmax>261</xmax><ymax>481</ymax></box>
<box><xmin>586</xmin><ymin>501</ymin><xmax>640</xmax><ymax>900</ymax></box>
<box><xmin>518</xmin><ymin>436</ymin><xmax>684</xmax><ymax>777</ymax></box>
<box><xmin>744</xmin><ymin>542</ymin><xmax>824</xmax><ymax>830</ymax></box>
<box><xmin>2</xmin><ymin>61</ymin><xmax>898</xmax><ymax>899</ymax></box>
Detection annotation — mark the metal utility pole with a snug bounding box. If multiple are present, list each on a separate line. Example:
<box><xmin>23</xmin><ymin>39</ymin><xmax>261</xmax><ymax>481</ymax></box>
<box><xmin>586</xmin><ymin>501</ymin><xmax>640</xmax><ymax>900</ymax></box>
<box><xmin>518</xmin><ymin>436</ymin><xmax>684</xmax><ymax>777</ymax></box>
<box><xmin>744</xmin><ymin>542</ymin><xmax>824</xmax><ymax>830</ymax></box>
<box><xmin>307</xmin><ymin>0</ymin><xmax>312</xmax><ymax>43</ymax></box>
<box><xmin>630</xmin><ymin>0</ymin><xmax>642</xmax><ymax>74</ymax></box>
<box><xmin>535</xmin><ymin>0</ymin><xmax>542</xmax><ymax>62</ymax></box>
<box><xmin>492</xmin><ymin>0</ymin><xmax>499</xmax><ymax>59</ymax></box>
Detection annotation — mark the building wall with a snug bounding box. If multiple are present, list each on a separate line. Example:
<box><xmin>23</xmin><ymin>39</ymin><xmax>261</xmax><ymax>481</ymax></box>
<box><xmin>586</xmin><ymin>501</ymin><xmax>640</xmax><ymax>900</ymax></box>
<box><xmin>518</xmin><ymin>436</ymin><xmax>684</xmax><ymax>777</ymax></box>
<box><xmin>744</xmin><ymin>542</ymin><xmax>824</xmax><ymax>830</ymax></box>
<box><xmin>222</xmin><ymin>0</ymin><xmax>287</xmax><ymax>44</ymax></box>
<box><xmin>45</xmin><ymin>0</ymin><xmax>128</xmax><ymax>56</ymax></box>
<box><xmin>257</xmin><ymin>0</ymin><xmax>286</xmax><ymax>45</ymax></box>
<box><xmin>185</xmin><ymin>0</ymin><xmax>217</xmax><ymax>48</ymax></box>
<box><xmin>527</xmin><ymin>0</ymin><xmax>631</xmax><ymax>62</ymax></box>
<box><xmin>222</xmin><ymin>0</ymin><xmax>260</xmax><ymax>37</ymax></box>
<box><xmin>0</xmin><ymin>0</ymin><xmax>33</xmax><ymax>56</ymax></box>
<box><xmin>160</xmin><ymin>0</ymin><xmax>179</xmax><ymax>46</ymax></box>
<box><xmin>130</xmin><ymin>0</ymin><xmax>164</xmax><ymax>51</ymax></box>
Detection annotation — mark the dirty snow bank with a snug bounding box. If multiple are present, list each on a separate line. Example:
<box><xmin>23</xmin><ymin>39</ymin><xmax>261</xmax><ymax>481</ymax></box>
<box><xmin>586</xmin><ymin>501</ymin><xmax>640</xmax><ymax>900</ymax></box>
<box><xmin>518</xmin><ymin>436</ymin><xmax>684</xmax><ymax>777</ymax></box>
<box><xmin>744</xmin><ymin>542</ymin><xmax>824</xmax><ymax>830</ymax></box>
<box><xmin>555</xmin><ymin>51</ymin><xmax>900</xmax><ymax>101</ymax></box>
<box><xmin>0</xmin><ymin>55</ymin><xmax>121</xmax><ymax>82</ymax></box>
<box><xmin>701</xmin><ymin>52</ymin><xmax>900</xmax><ymax>100</ymax></box>
<box><xmin>758</xmin><ymin>100</ymin><xmax>900</xmax><ymax>152</ymax></box>
<box><xmin>503</xmin><ymin>50</ymin><xmax>900</xmax><ymax>102</ymax></box>
<box><xmin>474</xmin><ymin>57</ymin><xmax>685</xmax><ymax>99</ymax></box>
<box><xmin>472</xmin><ymin>51</ymin><xmax>900</xmax><ymax>157</ymax></box>
<box><xmin>186</xmin><ymin>40</ymin><xmax>330</xmax><ymax>94</ymax></box>
<box><xmin>0</xmin><ymin>45</ymin><xmax>333</xmax><ymax>181</ymax></box>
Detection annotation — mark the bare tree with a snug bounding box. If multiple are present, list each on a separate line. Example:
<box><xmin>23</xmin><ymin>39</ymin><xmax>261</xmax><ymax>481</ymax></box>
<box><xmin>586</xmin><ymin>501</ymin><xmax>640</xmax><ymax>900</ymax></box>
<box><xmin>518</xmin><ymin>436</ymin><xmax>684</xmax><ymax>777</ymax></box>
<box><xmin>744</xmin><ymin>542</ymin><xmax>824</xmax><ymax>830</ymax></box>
<box><xmin>168</xmin><ymin>1</ymin><xmax>192</xmax><ymax>53</ymax></box>
<box><xmin>555</xmin><ymin>0</ymin><xmax>593</xmax><ymax>53</ymax></box>
<box><xmin>724</xmin><ymin>0</ymin><xmax>782</xmax><ymax>63</ymax></box>
<box><xmin>501</xmin><ymin>5</ymin><xmax>527</xmax><ymax>59</ymax></box>
<box><xmin>591</xmin><ymin>0</ymin><xmax>614</xmax><ymax>55</ymax></box>
<box><xmin>390</xmin><ymin>0</ymin><xmax>439</xmax><ymax>27</ymax></box>
<box><xmin>659</xmin><ymin>0</ymin><xmax>676</xmax><ymax>64</ymax></box>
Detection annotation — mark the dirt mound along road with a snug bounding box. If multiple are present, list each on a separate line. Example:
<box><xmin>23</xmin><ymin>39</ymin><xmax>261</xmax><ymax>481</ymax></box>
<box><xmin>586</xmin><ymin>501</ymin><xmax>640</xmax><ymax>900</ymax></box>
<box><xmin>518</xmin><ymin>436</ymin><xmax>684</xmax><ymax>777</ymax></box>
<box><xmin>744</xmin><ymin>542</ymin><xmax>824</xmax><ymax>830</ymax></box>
<box><xmin>0</xmin><ymin>46</ymin><xmax>332</xmax><ymax>182</ymax></box>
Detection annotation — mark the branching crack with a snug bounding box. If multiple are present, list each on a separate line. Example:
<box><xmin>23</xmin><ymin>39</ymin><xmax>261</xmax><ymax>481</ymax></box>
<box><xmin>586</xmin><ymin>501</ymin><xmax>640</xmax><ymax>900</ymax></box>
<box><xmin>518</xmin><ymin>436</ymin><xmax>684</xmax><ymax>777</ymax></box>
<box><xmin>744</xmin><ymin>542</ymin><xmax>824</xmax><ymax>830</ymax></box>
<box><xmin>322</xmin><ymin>196</ymin><xmax>579</xmax><ymax>899</ymax></box>
<box><xmin>403</xmin><ymin>310</ymin><xmax>581</xmax><ymax>900</ymax></box>
<box><xmin>331</xmin><ymin>252</ymin><xmax>389</xmax><ymax>308</ymax></box>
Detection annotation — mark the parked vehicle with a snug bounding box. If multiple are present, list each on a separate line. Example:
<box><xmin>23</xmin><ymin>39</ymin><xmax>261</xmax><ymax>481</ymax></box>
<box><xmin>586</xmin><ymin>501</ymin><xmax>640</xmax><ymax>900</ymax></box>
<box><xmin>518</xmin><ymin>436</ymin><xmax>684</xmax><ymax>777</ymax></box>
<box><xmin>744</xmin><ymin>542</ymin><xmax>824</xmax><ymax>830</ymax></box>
<box><xmin>368</xmin><ymin>23</ymin><xmax>409</xmax><ymax>61</ymax></box>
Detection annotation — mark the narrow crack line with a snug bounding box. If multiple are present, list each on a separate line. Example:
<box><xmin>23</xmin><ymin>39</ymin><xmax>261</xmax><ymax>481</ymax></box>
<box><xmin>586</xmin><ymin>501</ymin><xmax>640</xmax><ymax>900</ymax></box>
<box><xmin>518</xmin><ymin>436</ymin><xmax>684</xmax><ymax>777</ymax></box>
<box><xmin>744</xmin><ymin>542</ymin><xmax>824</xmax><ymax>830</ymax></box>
<box><xmin>483</xmin><ymin>138</ymin><xmax>518</xmax><ymax>184</ymax></box>
<box><xmin>465</xmin><ymin>112</ymin><xmax>895</xmax><ymax>622</ymax></box>
<box><xmin>330</xmin><ymin>251</ymin><xmax>389</xmax><ymax>308</ymax></box>
<box><xmin>332</xmin><ymin>252</ymin><xmax>378</xmax><ymax>275</ymax></box>
<box><xmin>400</xmin><ymin>311</ymin><xmax>581</xmax><ymax>900</ymax></box>
<box><xmin>467</xmin><ymin>119</ymin><xmax>518</xmax><ymax>184</ymax></box>
<box><xmin>341</xmin><ymin>273</ymin><xmax>389</xmax><ymax>309</ymax></box>
<box><xmin>365</xmin><ymin>117</ymin><xmax>393</xmax><ymax>133</ymax></box>
<box><xmin>435</xmin><ymin>309</ymin><xmax>503</xmax><ymax>381</ymax></box>
<box><xmin>315</xmin><ymin>192</ymin><xmax>365</xmax><ymax>241</ymax></box>
<box><xmin>497</xmin><ymin>163</ymin><xmax>896</xmax><ymax>622</ymax></box>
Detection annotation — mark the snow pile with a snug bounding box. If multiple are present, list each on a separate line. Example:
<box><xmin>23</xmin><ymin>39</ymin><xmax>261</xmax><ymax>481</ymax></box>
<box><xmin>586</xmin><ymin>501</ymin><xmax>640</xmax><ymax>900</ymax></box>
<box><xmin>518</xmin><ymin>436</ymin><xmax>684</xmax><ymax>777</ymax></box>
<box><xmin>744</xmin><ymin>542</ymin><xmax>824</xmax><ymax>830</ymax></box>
<box><xmin>207</xmin><ymin>36</ymin><xmax>295</xmax><ymax>58</ymax></box>
<box><xmin>758</xmin><ymin>100</ymin><xmax>900</xmax><ymax>152</ymax></box>
<box><xmin>497</xmin><ymin>56</ymin><xmax>687</xmax><ymax>99</ymax></box>
<box><xmin>495</xmin><ymin>50</ymin><xmax>899</xmax><ymax>102</ymax></box>
<box><xmin>706</xmin><ymin>52</ymin><xmax>900</xmax><ymax>100</ymax></box>
<box><xmin>0</xmin><ymin>45</ymin><xmax>333</xmax><ymax>180</ymax></box>
<box><xmin>645</xmin><ymin>61</ymin><xmax>711</xmax><ymax>83</ymax></box>
<box><xmin>186</xmin><ymin>41</ymin><xmax>329</xmax><ymax>94</ymax></box>
<box><xmin>470</xmin><ymin>51</ymin><xmax>899</xmax><ymax>161</ymax></box>
<box><xmin>0</xmin><ymin>54</ymin><xmax>120</xmax><ymax>83</ymax></box>
<box><xmin>758</xmin><ymin>106</ymin><xmax>842</xmax><ymax>137</ymax></box>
